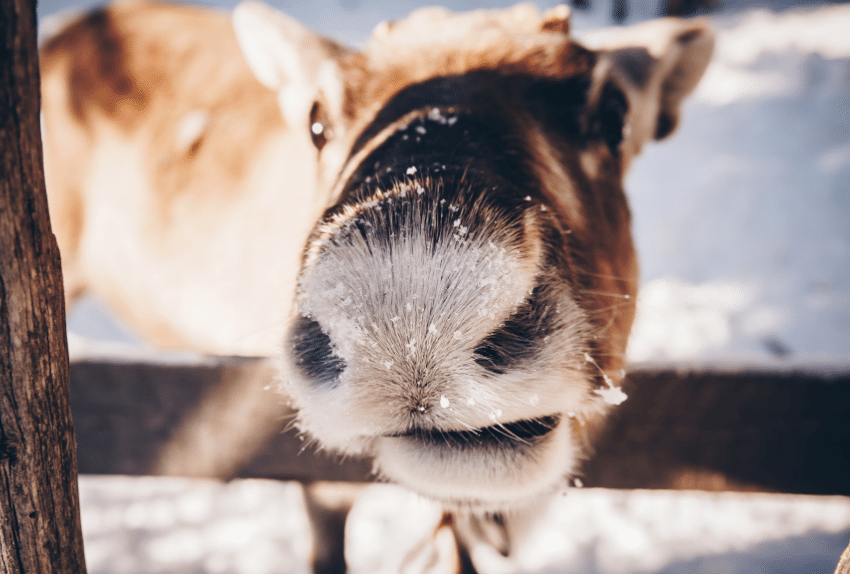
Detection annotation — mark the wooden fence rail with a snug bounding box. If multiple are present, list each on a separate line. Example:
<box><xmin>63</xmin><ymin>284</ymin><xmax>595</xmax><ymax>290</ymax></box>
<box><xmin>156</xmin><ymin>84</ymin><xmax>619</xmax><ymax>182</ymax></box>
<box><xmin>69</xmin><ymin>356</ymin><xmax>850</xmax><ymax>496</ymax></box>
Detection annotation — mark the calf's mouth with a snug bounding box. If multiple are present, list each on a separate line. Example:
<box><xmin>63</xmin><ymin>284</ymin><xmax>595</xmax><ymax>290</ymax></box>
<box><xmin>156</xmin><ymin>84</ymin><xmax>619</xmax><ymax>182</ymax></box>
<box><xmin>388</xmin><ymin>415</ymin><xmax>560</xmax><ymax>451</ymax></box>
<box><xmin>374</xmin><ymin>414</ymin><xmax>573</xmax><ymax>509</ymax></box>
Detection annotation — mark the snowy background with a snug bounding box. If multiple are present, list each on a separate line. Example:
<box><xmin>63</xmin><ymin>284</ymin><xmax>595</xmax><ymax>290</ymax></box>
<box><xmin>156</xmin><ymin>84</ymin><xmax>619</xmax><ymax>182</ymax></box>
<box><xmin>36</xmin><ymin>0</ymin><xmax>850</xmax><ymax>572</ymax></box>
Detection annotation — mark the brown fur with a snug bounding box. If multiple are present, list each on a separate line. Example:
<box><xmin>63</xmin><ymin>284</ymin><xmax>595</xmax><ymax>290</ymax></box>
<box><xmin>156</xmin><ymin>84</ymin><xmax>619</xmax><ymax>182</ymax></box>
<box><xmin>337</xmin><ymin>9</ymin><xmax>596</xmax><ymax>152</ymax></box>
<box><xmin>41</xmin><ymin>1</ymin><xmax>315</xmax><ymax>352</ymax></box>
<box><xmin>311</xmin><ymin>12</ymin><xmax>643</xmax><ymax>381</ymax></box>
<box><xmin>42</xmin><ymin>1</ymin><xmax>283</xmax><ymax>209</ymax></box>
<box><xmin>39</xmin><ymin>0</ymin><xmax>710</xmax><ymax>406</ymax></box>
<box><xmin>40</xmin><ymin>0</ymin><xmax>712</xmax><ymax>384</ymax></box>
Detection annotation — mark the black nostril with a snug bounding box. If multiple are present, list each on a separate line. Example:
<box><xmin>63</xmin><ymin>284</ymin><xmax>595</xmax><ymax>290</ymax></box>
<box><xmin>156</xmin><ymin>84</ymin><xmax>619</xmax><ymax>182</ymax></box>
<box><xmin>290</xmin><ymin>315</ymin><xmax>346</xmax><ymax>387</ymax></box>
<box><xmin>474</xmin><ymin>323</ymin><xmax>537</xmax><ymax>375</ymax></box>
<box><xmin>473</xmin><ymin>289</ymin><xmax>553</xmax><ymax>374</ymax></box>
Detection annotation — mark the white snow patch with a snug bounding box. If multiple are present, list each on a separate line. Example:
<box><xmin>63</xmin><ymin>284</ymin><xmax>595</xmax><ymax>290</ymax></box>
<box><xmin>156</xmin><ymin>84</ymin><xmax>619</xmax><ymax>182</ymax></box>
<box><xmin>622</xmin><ymin>3</ymin><xmax>850</xmax><ymax>365</ymax></box>
<box><xmin>594</xmin><ymin>385</ymin><xmax>628</xmax><ymax>406</ymax></box>
<box><xmin>628</xmin><ymin>278</ymin><xmax>750</xmax><ymax>362</ymax></box>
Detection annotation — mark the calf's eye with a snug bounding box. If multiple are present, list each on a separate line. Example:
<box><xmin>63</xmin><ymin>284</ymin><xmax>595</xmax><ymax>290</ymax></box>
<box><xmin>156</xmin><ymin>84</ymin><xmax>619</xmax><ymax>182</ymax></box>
<box><xmin>474</xmin><ymin>293</ymin><xmax>553</xmax><ymax>375</ymax></box>
<box><xmin>309</xmin><ymin>101</ymin><xmax>332</xmax><ymax>150</ymax></box>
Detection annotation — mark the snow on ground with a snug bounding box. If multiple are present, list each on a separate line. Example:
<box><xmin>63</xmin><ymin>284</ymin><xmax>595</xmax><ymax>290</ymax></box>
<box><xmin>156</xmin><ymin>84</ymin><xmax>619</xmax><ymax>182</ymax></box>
<box><xmin>39</xmin><ymin>0</ymin><xmax>850</xmax><ymax>572</ymax></box>
<box><xmin>79</xmin><ymin>477</ymin><xmax>312</xmax><ymax>574</ymax></box>
<box><xmin>343</xmin><ymin>485</ymin><xmax>850</xmax><ymax>574</ymax></box>
<box><xmin>79</xmin><ymin>478</ymin><xmax>850</xmax><ymax>574</ymax></box>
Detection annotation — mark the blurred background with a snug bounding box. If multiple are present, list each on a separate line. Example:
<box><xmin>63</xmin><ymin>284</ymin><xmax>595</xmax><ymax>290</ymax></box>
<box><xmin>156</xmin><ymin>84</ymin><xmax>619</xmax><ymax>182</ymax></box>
<box><xmin>36</xmin><ymin>0</ymin><xmax>850</xmax><ymax>572</ymax></box>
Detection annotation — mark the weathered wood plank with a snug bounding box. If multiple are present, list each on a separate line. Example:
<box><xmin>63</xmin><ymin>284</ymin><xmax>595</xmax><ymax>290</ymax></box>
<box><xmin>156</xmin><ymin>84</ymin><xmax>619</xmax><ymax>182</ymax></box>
<box><xmin>583</xmin><ymin>366</ymin><xmax>850</xmax><ymax>495</ymax></box>
<box><xmin>0</xmin><ymin>0</ymin><xmax>88</xmax><ymax>569</ymax></box>
<box><xmin>69</xmin><ymin>356</ymin><xmax>850</xmax><ymax>495</ymax></box>
<box><xmin>70</xmin><ymin>356</ymin><xmax>373</xmax><ymax>482</ymax></box>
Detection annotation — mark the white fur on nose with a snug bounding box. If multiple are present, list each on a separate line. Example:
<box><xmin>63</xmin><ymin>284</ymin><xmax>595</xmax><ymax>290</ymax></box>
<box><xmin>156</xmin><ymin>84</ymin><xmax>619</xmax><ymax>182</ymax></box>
<box><xmin>374</xmin><ymin>416</ymin><xmax>578</xmax><ymax>509</ymax></box>
<box><xmin>283</xmin><ymin>182</ymin><xmax>602</xmax><ymax>508</ymax></box>
<box><xmin>289</xmin><ymin>182</ymin><xmax>539</xmax><ymax>443</ymax></box>
<box><xmin>303</xmin><ymin>220</ymin><xmax>530</xmax><ymax>369</ymax></box>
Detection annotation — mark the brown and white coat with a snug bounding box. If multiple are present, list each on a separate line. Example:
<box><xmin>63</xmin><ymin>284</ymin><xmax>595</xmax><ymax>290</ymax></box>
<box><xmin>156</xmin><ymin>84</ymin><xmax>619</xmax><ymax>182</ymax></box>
<box><xmin>40</xmin><ymin>0</ymin><xmax>713</xmax><ymax>515</ymax></box>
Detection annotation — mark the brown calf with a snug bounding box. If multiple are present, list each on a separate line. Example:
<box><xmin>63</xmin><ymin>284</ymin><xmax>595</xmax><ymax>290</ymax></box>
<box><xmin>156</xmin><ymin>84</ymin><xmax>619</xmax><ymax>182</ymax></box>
<box><xmin>230</xmin><ymin>0</ymin><xmax>712</xmax><ymax>509</ymax></box>
<box><xmin>41</xmin><ymin>1</ymin><xmax>713</xmax><ymax>568</ymax></box>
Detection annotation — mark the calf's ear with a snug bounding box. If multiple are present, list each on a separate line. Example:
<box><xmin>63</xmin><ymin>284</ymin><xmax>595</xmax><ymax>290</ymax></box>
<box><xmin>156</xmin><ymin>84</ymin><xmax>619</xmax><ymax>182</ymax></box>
<box><xmin>583</xmin><ymin>17</ymin><xmax>714</xmax><ymax>167</ymax></box>
<box><xmin>232</xmin><ymin>1</ymin><xmax>347</xmax><ymax>129</ymax></box>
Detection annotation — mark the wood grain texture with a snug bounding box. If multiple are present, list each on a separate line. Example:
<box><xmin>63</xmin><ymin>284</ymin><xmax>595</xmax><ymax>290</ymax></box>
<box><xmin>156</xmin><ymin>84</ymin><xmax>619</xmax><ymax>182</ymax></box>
<box><xmin>582</xmin><ymin>366</ymin><xmax>850</xmax><ymax>494</ymax></box>
<box><xmin>69</xmin><ymin>357</ymin><xmax>850</xmax><ymax>496</ymax></box>
<box><xmin>70</xmin><ymin>357</ymin><xmax>373</xmax><ymax>482</ymax></box>
<box><xmin>0</xmin><ymin>0</ymin><xmax>88</xmax><ymax>571</ymax></box>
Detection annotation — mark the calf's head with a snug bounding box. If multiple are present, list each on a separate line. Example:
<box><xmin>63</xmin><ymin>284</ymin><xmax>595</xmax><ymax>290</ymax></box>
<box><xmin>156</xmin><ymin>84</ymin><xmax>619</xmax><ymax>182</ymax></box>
<box><xmin>234</xmin><ymin>2</ymin><xmax>713</xmax><ymax>509</ymax></box>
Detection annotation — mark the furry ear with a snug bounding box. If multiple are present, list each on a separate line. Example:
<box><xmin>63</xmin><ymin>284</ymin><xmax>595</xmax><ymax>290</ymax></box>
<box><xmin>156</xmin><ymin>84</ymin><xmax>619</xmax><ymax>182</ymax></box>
<box><xmin>583</xmin><ymin>17</ymin><xmax>714</xmax><ymax>167</ymax></box>
<box><xmin>232</xmin><ymin>1</ymin><xmax>347</xmax><ymax>128</ymax></box>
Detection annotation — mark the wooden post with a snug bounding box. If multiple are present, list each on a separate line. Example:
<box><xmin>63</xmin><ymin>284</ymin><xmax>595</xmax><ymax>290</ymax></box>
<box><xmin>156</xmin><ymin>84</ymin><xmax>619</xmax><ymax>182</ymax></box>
<box><xmin>0</xmin><ymin>0</ymin><xmax>88</xmax><ymax>570</ymax></box>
